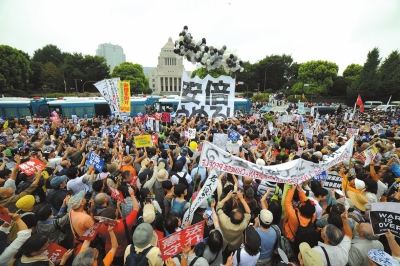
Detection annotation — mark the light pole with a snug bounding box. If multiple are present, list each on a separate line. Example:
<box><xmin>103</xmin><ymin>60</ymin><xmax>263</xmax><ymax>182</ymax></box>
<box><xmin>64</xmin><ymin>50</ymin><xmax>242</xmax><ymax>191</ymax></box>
<box><xmin>263</xmin><ymin>63</ymin><xmax>276</xmax><ymax>93</ymax></box>
<box><xmin>74</xmin><ymin>79</ymin><xmax>82</xmax><ymax>94</ymax></box>
<box><xmin>82</xmin><ymin>81</ymin><xmax>98</xmax><ymax>93</ymax></box>
<box><xmin>238</xmin><ymin>81</ymin><xmax>249</xmax><ymax>97</ymax></box>
<box><xmin>50</xmin><ymin>55</ymin><xmax>67</xmax><ymax>95</ymax></box>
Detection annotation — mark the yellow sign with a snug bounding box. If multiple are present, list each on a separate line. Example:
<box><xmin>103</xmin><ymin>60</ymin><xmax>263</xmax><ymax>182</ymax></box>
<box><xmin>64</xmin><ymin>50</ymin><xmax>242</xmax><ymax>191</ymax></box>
<box><xmin>134</xmin><ymin>135</ymin><xmax>152</xmax><ymax>148</ymax></box>
<box><xmin>118</xmin><ymin>81</ymin><xmax>131</xmax><ymax>114</ymax></box>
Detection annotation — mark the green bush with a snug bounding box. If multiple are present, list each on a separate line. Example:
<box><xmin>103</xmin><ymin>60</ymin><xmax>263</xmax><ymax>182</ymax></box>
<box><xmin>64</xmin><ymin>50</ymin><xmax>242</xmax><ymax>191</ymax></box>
<box><xmin>252</xmin><ymin>93</ymin><xmax>270</xmax><ymax>102</ymax></box>
<box><xmin>286</xmin><ymin>95</ymin><xmax>308</xmax><ymax>103</ymax></box>
<box><xmin>240</xmin><ymin>92</ymin><xmax>253</xmax><ymax>98</ymax></box>
<box><xmin>44</xmin><ymin>93</ymin><xmax>78</xmax><ymax>98</ymax></box>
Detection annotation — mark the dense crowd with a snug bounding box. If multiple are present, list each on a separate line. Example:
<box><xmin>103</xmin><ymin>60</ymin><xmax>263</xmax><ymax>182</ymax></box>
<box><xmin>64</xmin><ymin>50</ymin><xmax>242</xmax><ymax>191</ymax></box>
<box><xmin>1</xmin><ymin>105</ymin><xmax>400</xmax><ymax>266</ymax></box>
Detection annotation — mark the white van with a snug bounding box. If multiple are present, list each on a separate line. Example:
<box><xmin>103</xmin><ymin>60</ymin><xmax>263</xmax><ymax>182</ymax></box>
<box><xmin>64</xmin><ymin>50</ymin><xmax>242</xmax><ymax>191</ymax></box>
<box><xmin>364</xmin><ymin>101</ymin><xmax>383</xmax><ymax>110</ymax></box>
<box><xmin>390</xmin><ymin>101</ymin><xmax>400</xmax><ymax>106</ymax></box>
<box><xmin>373</xmin><ymin>105</ymin><xmax>397</xmax><ymax>112</ymax></box>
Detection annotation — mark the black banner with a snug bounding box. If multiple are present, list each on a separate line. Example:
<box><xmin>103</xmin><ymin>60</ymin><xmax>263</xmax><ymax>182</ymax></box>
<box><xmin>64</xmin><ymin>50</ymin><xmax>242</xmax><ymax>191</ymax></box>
<box><xmin>370</xmin><ymin>203</ymin><xmax>400</xmax><ymax>237</ymax></box>
<box><xmin>323</xmin><ymin>174</ymin><xmax>342</xmax><ymax>189</ymax></box>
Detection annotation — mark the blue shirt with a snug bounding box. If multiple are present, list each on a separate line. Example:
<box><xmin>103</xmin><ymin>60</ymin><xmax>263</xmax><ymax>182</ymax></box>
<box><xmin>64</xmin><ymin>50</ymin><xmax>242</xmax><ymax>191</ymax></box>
<box><xmin>190</xmin><ymin>166</ymin><xmax>207</xmax><ymax>182</ymax></box>
<box><xmin>256</xmin><ymin>227</ymin><xmax>277</xmax><ymax>259</ymax></box>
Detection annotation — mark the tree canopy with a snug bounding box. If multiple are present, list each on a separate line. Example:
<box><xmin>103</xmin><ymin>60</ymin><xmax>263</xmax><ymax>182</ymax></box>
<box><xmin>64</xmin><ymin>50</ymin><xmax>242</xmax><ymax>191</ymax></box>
<box><xmin>190</xmin><ymin>66</ymin><xmax>228</xmax><ymax>79</ymax></box>
<box><xmin>111</xmin><ymin>62</ymin><xmax>150</xmax><ymax>94</ymax></box>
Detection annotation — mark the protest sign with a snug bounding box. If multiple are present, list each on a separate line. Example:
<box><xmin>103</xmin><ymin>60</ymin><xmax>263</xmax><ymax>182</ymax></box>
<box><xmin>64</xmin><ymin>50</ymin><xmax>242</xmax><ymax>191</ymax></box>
<box><xmin>213</xmin><ymin>134</ymin><xmax>228</xmax><ymax>151</ymax></box>
<box><xmin>303</xmin><ymin>122</ymin><xmax>309</xmax><ymax>130</ymax></box>
<box><xmin>151</xmin><ymin>134</ymin><xmax>158</xmax><ymax>145</ymax></box>
<box><xmin>0</xmin><ymin>205</ymin><xmax>12</xmax><ymax>224</ymax></box>
<box><xmin>370</xmin><ymin>202</ymin><xmax>400</xmax><ymax>237</ymax></box>
<box><xmin>134</xmin><ymin>117</ymin><xmax>143</xmax><ymax>124</ymax></box>
<box><xmin>254</xmin><ymin>113</ymin><xmax>260</xmax><ymax>120</ymax></box>
<box><xmin>94</xmin><ymin>216</ymin><xmax>119</xmax><ymax>226</ymax></box>
<box><xmin>147</xmin><ymin>117</ymin><xmax>155</xmax><ymax>131</ymax></box>
<box><xmin>134</xmin><ymin>135</ymin><xmax>152</xmax><ymax>148</ymax></box>
<box><xmin>80</xmin><ymin>222</ymin><xmax>103</xmax><ymax>241</ymax></box>
<box><xmin>313</xmin><ymin>170</ymin><xmax>327</xmax><ymax>182</ymax></box>
<box><xmin>94</xmin><ymin>78</ymin><xmax>121</xmax><ymax>115</ymax></box>
<box><xmin>188</xmin><ymin>128</ymin><xmax>196</xmax><ymax>139</ymax></box>
<box><xmin>371</xmin><ymin>124</ymin><xmax>383</xmax><ymax>133</ymax></box>
<box><xmin>199</xmin><ymin>137</ymin><xmax>354</xmax><ymax>184</ymax></box>
<box><xmin>352</xmin><ymin>151</ymin><xmax>367</xmax><ymax>164</ymax></box>
<box><xmin>161</xmin><ymin>112</ymin><xmax>171</xmax><ymax>123</ymax></box>
<box><xmin>42</xmin><ymin>243</ymin><xmax>67</xmax><ymax>263</ymax></box>
<box><xmin>346</xmin><ymin>128</ymin><xmax>359</xmax><ymax>136</ymax></box>
<box><xmin>277</xmin><ymin>116</ymin><xmax>283</xmax><ymax>124</ymax></box>
<box><xmin>226</xmin><ymin>142</ymin><xmax>240</xmax><ymax>154</ymax></box>
<box><xmin>18</xmin><ymin>158</ymin><xmax>46</xmax><ymax>176</ymax></box>
<box><xmin>89</xmin><ymin>136</ymin><xmax>102</xmax><ymax>147</ymax></box>
<box><xmin>107</xmin><ymin>185</ymin><xmax>126</xmax><ymax>203</ymax></box>
<box><xmin>282</xmin><ymin>115</ymin><xmax>293</xmax><ymax>123</ymax></box>
<box><xmin>118</xmin><ymin>81</ymin><xmax>131</xmax><ymax>114</ymax></box>
<box><xmin>176</xmin><ymin>71</ymin><xmax>235</xmax><ymax>119</ymax></box>
<box><xmin>27</xmin><ymin>126</ymin><xmax>36</xmax><ymax>134</ymax></box>
<box><xmin>268</xmin><ymin>122</ymin><xmax>273</xmax><ymax>132</ymax></box>
<box><xmin>25</xmin><ymin>116</ymin><xmax>32</xmax><ymax>122</ymax></box>
<box><xmin>322</xmin><ymin>174</ymin><xmax>342</xmax><ymax>189</ymax></box>
<box><xmin>182</xmin><ymin>170</ymin><xmax>219</xmax><ymax>223</ymax></box>
<box><xmin>304</xmin><ymin>129</ymin><xmax>313</xmax><ymax>141</ymax></box>
<box><xmin>86</xmin><ymin>152</ymin><xmax>104</xmax><ymax>172</ymax></box>
<box><xmin>298</xmin><ymin>102</ymin><xmax>305</xmax><ymax>114</ymax></box>
<box><xmin>158</xmin><ymin>221</ymin><xmax>205</xmax><ymax>261</ymax></box>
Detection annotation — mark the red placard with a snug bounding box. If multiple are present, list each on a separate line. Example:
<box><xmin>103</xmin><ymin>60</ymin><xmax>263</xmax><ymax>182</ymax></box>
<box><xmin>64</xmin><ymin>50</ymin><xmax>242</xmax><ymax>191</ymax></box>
<box><xmin>134</xmin><ymin>117</ymin><xmax>143</xmax><ymax>124</ymax></box>
<box><xmin>18</xmin><ymin>158</ymin><xmax>46</xmax><ymax>176</ymax></box>
<box><xmin>79</xmin><ymin>222</ymin><xmax>103</xmax><ymax>241</ymax></box>
<box><xmin>154</xmin><ymin>112</ymin><xmax>162</xmax><ymax>120</ymax></box>
<box><xmin>151</xmin><ymin>134</ymin><xmax>158</xmax><ymax>145</ymax></box>
<box><xmin>0</xmin><ymin>205</ymin><xmax>12</xmax><ymax>224</ymax></box>
<box><xmin>42</xmin><ymin>243</ymin><xmax>67</xmax><ymax>263</ymax></box>
<box><xmin>107</xmin><ymin>185</ymin><xmax>126</xmax><ymax>203</ymax></box>
<box><xmin>158</xmin><ymin>221</ymin><xmax>204</xmax><ymax>261</ymax></box>
<box><xmin>161</xmin><ymin>112</ymin><xmax>171</xmax><ymax>123</ymax></box>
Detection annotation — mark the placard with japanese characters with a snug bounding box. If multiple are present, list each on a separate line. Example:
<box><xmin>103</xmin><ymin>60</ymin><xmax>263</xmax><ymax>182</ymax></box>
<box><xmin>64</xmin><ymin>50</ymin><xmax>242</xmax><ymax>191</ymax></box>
<box><xmin>18</xmin><ymin>158</ymin><xmax>46</xmax><ymax>176</ymax></box>
<box><xmin>86</xmin><ymin>152</ymin><xmax>104</xmax><ymax>172</ymax></box>
<box><xmin>42</xmin><ymin>243</ymin><xmax>67</xmax><ymax>263</ymax></box>
<box><xmin>176</xmin><ymin>71</ymin><xmax>235</xmax><ymax>119</ymax></box>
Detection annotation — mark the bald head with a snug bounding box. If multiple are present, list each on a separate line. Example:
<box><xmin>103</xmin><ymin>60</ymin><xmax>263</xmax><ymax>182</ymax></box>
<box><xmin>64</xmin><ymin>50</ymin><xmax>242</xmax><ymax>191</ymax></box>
<box><xmin>358</xmin><ymin>223</ymin><xmax>378</xmax><ymax>240</ymax></box>
<box><xmin>94</xmin><ymin>192</ymin><xmax>107</xmax><ymax>206</ymax></box>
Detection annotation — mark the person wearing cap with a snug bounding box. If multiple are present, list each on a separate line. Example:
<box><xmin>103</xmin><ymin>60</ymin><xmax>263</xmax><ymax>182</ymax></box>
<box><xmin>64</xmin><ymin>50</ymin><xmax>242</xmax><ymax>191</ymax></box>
<box><xmin>66</xmin><ymin>164</ymin><xmax>92</xmax><ymax>195</ymax></box>
<box><xmin>233</xmin><ymin>226</ymin><xmax>261</xmax><ymax>266</ymax></box>
<box><xmin>176</xmin><ymin>146</ymin><xmax>191</xmax><ymax>173</ymax></box>
<box><xmin>0</xmin><ymin>167</ymin><xmax>42</xmax><ymax>213</ymax></box>
<box><xmin>312</xmin><ymin>211</ymin><xmax>352</xmax><ymax>266</ymax></box>
<box><xmin>121</xmin><ymin>155</ymin><xmax>137</xmax><ymax>180</ymax></box>
<box><xmin>68</xmin><ymin>190</ymin><xmax>95</xmax><ymax>251</ymax></box>
<box><xmin>47</xmin><ymin>175</ymin><xmax>68</xmax><ymax>213</ymax></box>
<box><xmin>348</xmin><ymin>222</ymin><xmax>383</xmax><ymax>266</ymax></box>
<box><xmin>367</xmin><ymin>248</ymin><xmax>400</xmax><ymax>266</ymax></box>
<box><xmin>97</xmin><ymin>188</ymin><xmax>140</xmax><ymax>266</ymax></box>
<box><xmin>14</xmin><ymin>195</ymin><xmax>37</xmax><ymax>231</ymax></box>
<box><xmin>124</xmin><ymin>223</ymin><xmax>163</xmax><ymax>266</ymax></box>
<box><xmin>339</xmin><ymin>165</ymin><xmax>363</xmax><ymax>195</ymax></box>
<box><xmin>190</xmin><ymin>199</ymin><xmax>211</xmax><ymax>238</ymax></box>
<box><xmin>0</xmin><ymin>213</ymin><xmax>31</xmax><ymax>266</ymax></box>
<box><xmin>298</xmin><ymin>242</ymin><xmax>323</xmax><ymax>266</ymax></box>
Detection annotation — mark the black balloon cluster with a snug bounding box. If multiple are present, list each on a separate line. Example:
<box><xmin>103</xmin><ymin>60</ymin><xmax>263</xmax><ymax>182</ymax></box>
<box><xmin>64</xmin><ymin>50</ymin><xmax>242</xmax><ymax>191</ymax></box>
<box><xmin>173</xmin><ymin>26</ymin><xmax>244</xmax><ymax>73</ymax></box>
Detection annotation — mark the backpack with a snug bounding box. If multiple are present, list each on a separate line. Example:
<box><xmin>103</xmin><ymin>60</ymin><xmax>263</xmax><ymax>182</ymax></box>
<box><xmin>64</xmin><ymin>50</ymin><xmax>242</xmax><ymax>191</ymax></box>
<box><xmin>153</xmin><ymin>180</ymin><xmax>165</xmax><ymax>210</ymax></box>
<box><xmin>170</xmin><ymin>198</ymin><xmax>187</xmax><ymax>218</ymax></box>
<box><xmin>294</xmin><ymin>210</ymin><xmax>318</xmax><ymax>248</ymax></box>
<box><xmin>8</xmin><ymin>211</ymin><xmax>34</xmax><ymax>243</ymax></box>
<box><xmin>125</xmin><ymin>244</ymin><xmax>153</xmax><ymax>266</ymax></box>
<box><xmin>271</xmin><ymin>224</ymin><xmax>296</xmax><ymax>264</ymax></box>
<box><xmin>176</xmin><ymin>172</ymin><xmax>189</xmax><ymax>188</ymax></box>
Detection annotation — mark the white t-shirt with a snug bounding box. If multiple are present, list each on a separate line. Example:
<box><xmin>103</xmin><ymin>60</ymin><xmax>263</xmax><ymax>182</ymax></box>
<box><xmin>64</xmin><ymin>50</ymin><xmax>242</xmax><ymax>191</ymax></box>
<box><xmin>233</xmin><ymin>248</ymin><xmax>260</xmax><ymax>266</ymax></box>
<box><xmin>171</xmin><ymin>172</ymin><xmax>192</xmax><ymax>186</ymax></box>
<box><xmin>313</xmin><ymin>236</ymin><xmax>351</xmax><ymax>266</ymax></box>
<box><xmin>67</xmin><ymin>174</ymin><xmax>89</xmax><ymax>194</ymax></box>
<box><xmin>309</xmin><ymin>197</ymin><xmax>323</xmax><ymax>219</ymax></box>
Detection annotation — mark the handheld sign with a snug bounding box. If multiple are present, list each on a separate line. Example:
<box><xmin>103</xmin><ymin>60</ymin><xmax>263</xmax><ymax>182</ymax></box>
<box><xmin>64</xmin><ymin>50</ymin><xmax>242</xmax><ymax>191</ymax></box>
<box><xmin>370</xmin><ymin>202</ymin><xmax>400</xmax><ymax>237</ymax></box>
<box><xmin>86</xmin><ymin>152</ymin><xmax>104</xmax><ymax>172</ymax></box>
<box><xmin>134</xmin><ymin>135</ymin><xmax>152</xmax><ymax>148</ymax></box>
<box><xmin>18</xmin><ymin>158</ymin><xmax>46</xmax><ymax>176</ymax></box>
<box><xmin>42</xmin><ymin>243</ymin><xmax>67</xmax><ymax>263</ymax></box>
<box><xmin>80</xmin><ymin>222</ymin><xmax>103</xmax><ymax>241</ymax></box>
<box><xmin>322</xmin><ymin>174</ymin><xmax>342</xmax><ymax>189</ymax></box>
<box><xmin>0</xmin><ymin>206</ymin><xmax>12</xmax><ymax>224</ymax></box>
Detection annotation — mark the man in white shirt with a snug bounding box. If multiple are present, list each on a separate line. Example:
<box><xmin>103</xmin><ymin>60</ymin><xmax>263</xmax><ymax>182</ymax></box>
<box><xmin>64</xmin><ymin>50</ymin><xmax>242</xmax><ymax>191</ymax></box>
<box><xmin>66</xmin><ymin>166</ymin><xmax>92</xmax><ymax>194</ymax></box>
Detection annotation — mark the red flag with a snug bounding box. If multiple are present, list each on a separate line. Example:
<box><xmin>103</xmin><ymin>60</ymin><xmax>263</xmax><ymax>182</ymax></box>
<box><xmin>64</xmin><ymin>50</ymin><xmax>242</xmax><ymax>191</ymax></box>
<box><xmin>360</xmin><ymin>104</ymin><xmax>365</xmax><ymax>113</ymax></box>
<box><xmin>356</xmin><ymin>94</ymin><xmax>363</xmax><ymax>106</ymax></box>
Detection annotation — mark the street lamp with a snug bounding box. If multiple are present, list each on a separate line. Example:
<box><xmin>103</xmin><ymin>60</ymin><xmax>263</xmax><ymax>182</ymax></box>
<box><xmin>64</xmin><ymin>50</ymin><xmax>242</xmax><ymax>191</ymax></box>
<box><xmin>82</xmin><ymin>81</ymin><xmax>98</xmax><ymax>93</ymax></box>
<box><xmin>74</xmin><ymin>79</ymin><xmax>82</xmax><ymax>94</ymax></box>
<box><xmin>238</xmin><ymin>81</ymin><xmax>249</xmax><ymax>97</ymax></box>
<box><xmin>263</xmin><ymin>63</ymin><xmax>276</xmax><ymax>93</ymax></box>
<box><xmin>50</xmin><ymin>55</ymin><xmax>67</xmax><ymax>95</ymax></box>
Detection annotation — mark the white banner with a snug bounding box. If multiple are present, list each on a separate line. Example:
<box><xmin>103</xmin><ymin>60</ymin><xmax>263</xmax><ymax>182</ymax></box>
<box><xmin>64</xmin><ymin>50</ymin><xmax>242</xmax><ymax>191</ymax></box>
<box><xmin>147</xmin><ymin>117</ymin><xmax>155</xmax><ymax>131</ymax></box>
<box><xmin>183</xmin><ymin>169</ymin><xmax>219</xmax><ymax>223</ymax></box>
<box><xmin>199</xmin><ymin>137</ymin><xmax>354</xmax><ymax>184</ymax></box>
<box><xmin>298</xmin><ymin>102</ymin><xmax>305</xmax><ymax>114</ymax></box>
<box><xmin>94</xmin><ymin>78</ymin><xmax>121</xmax><ymax>115</ymax></box>
<box><xmin>176</xmin><ymin>71</ymin><xmax>235</xmax><ymax>119</ymax></box>
<box><xmin>213</xmin><ymin>133</ymin><xmax>228</xmax><ymax>151</ymax></box>
<box><xmin>188</xmin><ymin>128</ymin><xmax>196</xmax><ymax>139</ymax></box>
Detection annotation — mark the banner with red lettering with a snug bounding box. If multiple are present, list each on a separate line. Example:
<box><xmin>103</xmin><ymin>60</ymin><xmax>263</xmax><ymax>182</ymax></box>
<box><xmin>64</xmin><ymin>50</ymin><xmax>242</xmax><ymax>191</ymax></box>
<box><xmin>107</xmin><ymin>185</ymin><xmax>126</xmax><ymax>203</ymax></box>
<box><xmin>161</xmin><ymin>112</ymin><xmax>171</xmax><ymax>123</ymax></box>
<box><xmin>80</xmin><ymin>222</ymin><xmax>103</xmax><ymax>241</ymax></box>
<box><xmin>42</xmin><ymin>243</ymin><xmax>67</xmax><ymax>263</ymax></box>
<box><xmin>200</xmin><ymin>137</ymin><xmax>354</xmax><ymax>184</ymax></box>
<box><xmin>158</xmin><ymin>221</ymin><xmax>204</xmax><ymax>261</ymax></box>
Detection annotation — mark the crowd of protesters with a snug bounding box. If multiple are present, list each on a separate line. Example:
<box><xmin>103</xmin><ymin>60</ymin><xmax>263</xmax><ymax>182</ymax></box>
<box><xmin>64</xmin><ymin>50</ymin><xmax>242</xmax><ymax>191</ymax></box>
<box><xmin>1</xmin><ymin>104</ymin><xmax>400</xmax><ymax>266</ymax></box>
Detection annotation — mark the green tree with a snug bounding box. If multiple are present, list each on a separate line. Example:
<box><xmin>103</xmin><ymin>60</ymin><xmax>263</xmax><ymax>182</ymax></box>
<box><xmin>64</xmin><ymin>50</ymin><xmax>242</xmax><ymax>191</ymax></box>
<box><xmin>292</xmin><ymin>60</ymin><xmax>339</xmax><ymax>96</ymax></box>
<box><xmin>234</xmin><ymin>62</ymin><xmax>259</xmax><ymax>93</ymax></box>
<box><xmin>40</xmin><ymin>62</ymin><xmax>64</xmax><ymax>92</ymax></box>
<box><xmin>343</xmin><ymin>64</ymin><xmax>363</xmax><ymax>82</ymax></box>
<box><xmin>0</xmin><ymin>45</ymin><xmax>32</xmax><ymax>95</ymax></box>
<box><xmin>329</xmin><ymin>76</ymin><xmax>350</xmax><ymax>96</ymax></box>
<box><xmin>111</xmin><ymin>62</ymin><xmax>150</xmax><ymax>94</ymax></box>
<box><xmin>378</xmin><ymin>50</ymin><xmax>400</xmax><ymax>98</ymax></box>
<box><xmin>348</xmin><ymin>47</ymin><xmax>381</xmax><ymax>99</ymax></box>
<box><xmin>257</xmin><ymin>54</ymin><xmax>295</xmax><ymax>92</ymax></box>
<box><xmin>190</xmin><ymin>66</ymin><xmax>228</xmax><ymax>79</ymax></box>
<box><xmin>32</xmin><ymin>44</ymin><xmax>64</xmax><ymax>65</ymax></box>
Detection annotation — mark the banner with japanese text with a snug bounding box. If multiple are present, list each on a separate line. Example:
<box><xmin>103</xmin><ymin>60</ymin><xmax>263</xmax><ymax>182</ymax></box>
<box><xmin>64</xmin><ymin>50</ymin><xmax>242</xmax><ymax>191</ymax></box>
<box><xmin>86</xmin><ymin>152</ymin><xmax>105</xmax><ymax>172</ymax></box>
<box><xmin>158</xmin><ymin>221</ymin><xmax>204</xmax><ymax>261</ymax></box>
<box><xmin>134</xmin><ymin>135</ymin><xmax>152</xmax><ymax>148</ymax></box>
<box><xmin>199</xmin><ymin>137</ymin><xmax>354</xmax><ymax>184</ymax></box>
<box><xmin>94</xmin><ymin>78</ymin><xmax>121</xmax><ymax>115</ymax></box>
<box><xmin>118</xmin><ymin>81</ymin><xmax>131</xmax><ymax>114</ymax></box>
<box><xmin>176</xmin><ymin>71</ymin><xmax>235</xmax><ymax>119</ymax></box>
<box><xmin>18</xmin><ymin>158</ymin><xmax>46</xmax><ymax>176</ymax></box>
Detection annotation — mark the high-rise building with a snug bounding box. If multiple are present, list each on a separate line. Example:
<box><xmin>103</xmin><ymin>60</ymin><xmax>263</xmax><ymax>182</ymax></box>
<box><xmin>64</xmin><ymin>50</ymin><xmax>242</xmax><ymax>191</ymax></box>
<box><xmin>96</xmin><ymin>43</ymin><xmax>126</xmax><ymax>72</ymax></box>
<box><xmin>148</xmin><ymin>37</ymin><xmax>191</xmax><ymax>95</ymax></box>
